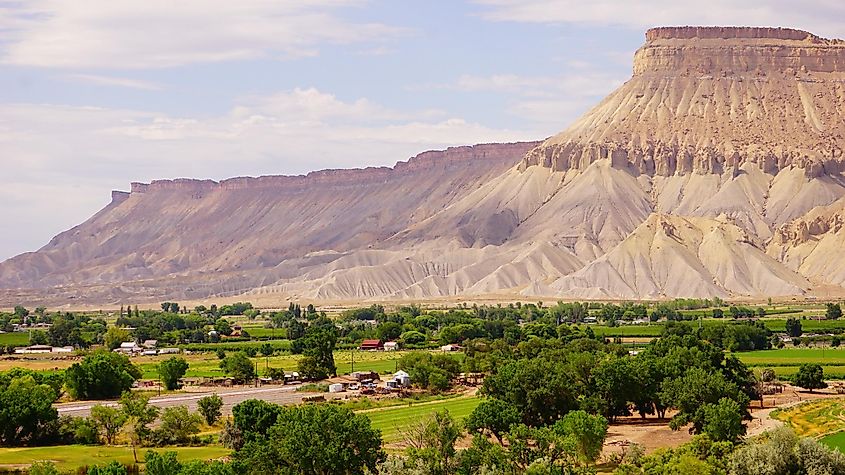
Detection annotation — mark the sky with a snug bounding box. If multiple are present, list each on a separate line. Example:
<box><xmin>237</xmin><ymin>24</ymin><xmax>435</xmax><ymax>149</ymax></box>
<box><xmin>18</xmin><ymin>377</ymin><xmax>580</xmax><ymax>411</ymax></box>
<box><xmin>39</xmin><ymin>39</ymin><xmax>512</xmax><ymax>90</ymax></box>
<box><xmin>1</xmin><ymin>0</ymin><xmax>844</xmax><ymax>261</ymax></box>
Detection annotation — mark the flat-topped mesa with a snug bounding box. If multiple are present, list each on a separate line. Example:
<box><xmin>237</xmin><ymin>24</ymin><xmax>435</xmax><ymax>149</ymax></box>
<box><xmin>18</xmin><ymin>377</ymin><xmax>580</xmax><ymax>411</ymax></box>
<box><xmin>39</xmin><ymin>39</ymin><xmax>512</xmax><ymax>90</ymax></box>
<box><xmin>635</xmin><ymin>26</ymin><xmax>845</xmax><ymax>76</ymax></box>
<box><xmin>125</xmin><ymin>141</ymin><xmax>538</xmax><ymax>195</ymax></box>
<box><xmin>520</xmin><ymin>26</ymin><xmax>845</xmax><ymax>178</ymax></box>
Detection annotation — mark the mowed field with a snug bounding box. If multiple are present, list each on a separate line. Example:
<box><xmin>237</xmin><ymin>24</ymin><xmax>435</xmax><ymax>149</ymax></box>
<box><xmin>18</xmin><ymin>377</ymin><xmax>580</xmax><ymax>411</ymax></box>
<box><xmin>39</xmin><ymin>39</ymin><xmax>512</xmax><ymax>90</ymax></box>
<box><xmin>360</xmin><ymin>395</ymin><xmax>481</xmax><ymax>443</ymax></box>
<box><xmin>0</xmin><ymin>445</ymin><xmax>229</xmax><ymax>471</ymax></box>
<box><xmin>0</xmin><ymin>332</ymin><xmax>30</xmax><ymax>347</ymax></box>
<box><xmin>735</xmin><ymin>348</ymin><xmax>845</xmax><ymax>381</ymax></box>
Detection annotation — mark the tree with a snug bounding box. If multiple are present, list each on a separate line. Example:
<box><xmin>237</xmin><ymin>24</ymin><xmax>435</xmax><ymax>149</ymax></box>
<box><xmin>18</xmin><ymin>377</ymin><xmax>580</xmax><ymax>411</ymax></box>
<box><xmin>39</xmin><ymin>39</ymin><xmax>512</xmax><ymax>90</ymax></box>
<box><xmin>300</xmin><ymin>317</ymin><xmax>338</xmax><ymax>378</ymax></box>
<box><xmin>377</xmin><ymin>321</ymin><xmax>402</xmax><ymax>341</ymax></box>
<box><xmin>553</xmin><ymin>410</ymin><xmax>609</xmax><ymax>464</ymax></box>
<box><xmin>660</xmin><ymin>367</ymin><xmax>749</xmax><ymax>435</ymax></box>
<box><xmin>197</xmin><ymin>394</ymin><xmax>224</xmax><ymax>426</ymax></box>
<box><xmin>65</xmin><ymin>351</ymin><xmax>142</xmax><ymax>400</ymax></box>
<box><xmin>465</xmin><ymin>398</ymin><xmax>520</xmax><ymax>444</ymax></box>
<box><xmin>400</xmin><ymin>330</ymin><xmax>426</xmax><ymax>346</ymax></box>
<box><xmin>220</xmin><ymin>352</ymin><xmax>256</xmax><ymax>383</ymax></box>
<box><xmin>104</xmin><ymin>327</ymin><xmax>132</xmax><ymax>351</ymax></box>
<box><xmin>120</xmin><ymin>391</ymin><xmax>159</xmax><ymax>463</ymax></box>
<box><xmin>297</xmin><ymin>355</ymin><xmax>327</xmax><ymax>381</ymax></box>
<box><xmin>154</xmin><ymin>406</ymin><xmax>202</xmax><ymax>445</ymax></box>
<box><xmin>158</xmin><ymin>357</ymin><xmax>189</xmax><ymax>390</ymax></box>
<box><xmin>235</xmin><ymin>404</ymin><xmax>385</xmax><ymax>475</ymax></box>
<box><xmin>215</xmin><ymin>319</ymin><xmax>232</xmax><ymax>336</ymax></box>
<box><xmin>0</xmin><ymin>375</ymin><xmax>58</xmax><ymax>446</ymax></box>
<box><xmin>760</xmin><ymin>368</ymin><xmax>777</xmax><ymax>383</ymax></box>
<box><xmin>481</xmin><ymin>358</ymin><xmax>577</xmax><ymax>427</ymax></box>
<box><xmin>827</xmin><ymin>303</ymin><xmax>843</xmax><ymax>320</ymax></box>
<box><xmin>700</xmin><ymin>397</ymin><xmax>745</xmax><ymax>442</ymax></box>
<box><xmin>795</xmin><ymin>363</ymin><xmax>827</xmax><ymax>392</ymax></box>
<box><xmin>404</xmin><ymin>410</ymin><xmax>460</xmax><ymax>475</ymax></box>
<box><xmin>232</xmin><ymin>399</ymin><xmax>284</xmax><ymax>446</ymax></box>
<box><xmin>785</xmin><ymin>318</ymin><xmax>802</xmax><ymax>338</ymax></box>
<box><xmin>90</xmin><ymin>405</ymin><xmax>127</xmax><ymax>445</ymax></box>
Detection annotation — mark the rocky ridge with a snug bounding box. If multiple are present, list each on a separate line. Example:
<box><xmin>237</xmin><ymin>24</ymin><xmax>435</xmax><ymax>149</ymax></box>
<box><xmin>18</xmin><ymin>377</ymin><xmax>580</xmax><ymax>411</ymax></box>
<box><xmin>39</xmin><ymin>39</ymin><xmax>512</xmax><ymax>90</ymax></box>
<box><xmin>4</xmin><ymin>27</ymin><xmax>845</xmax><ymax>305</ymax></box>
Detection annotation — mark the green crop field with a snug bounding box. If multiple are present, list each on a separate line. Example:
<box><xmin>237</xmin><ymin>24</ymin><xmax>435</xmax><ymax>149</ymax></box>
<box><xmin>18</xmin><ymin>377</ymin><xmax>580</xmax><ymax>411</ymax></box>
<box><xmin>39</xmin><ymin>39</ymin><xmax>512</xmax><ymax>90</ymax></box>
<box><xmin>736</xmin><ymin>348</ymin><xmax>845</xmax><ymax>367</ymax></box>
<box><xmin>361</xmin><ymin>395</ymin><xmax>480</xmax><ymax>443</ymax></box>
<box><xmin>0</xmin><ymin>332</ymin><xmax>30</xmax><ymax>347</ymax></box>
<box><xmin>821</xmin><ymin>430</ymin><xmax>845</xmax><ymax>451</ymax></box>
<box><xmin>0</xmin><ymin>445</ymin><xmax>229</xmax><ymax>471</ymax></box>
<box><xmin>134</xmin><ymin>350</ymin><xmax>459</xmax><ymax>380</ymax></box>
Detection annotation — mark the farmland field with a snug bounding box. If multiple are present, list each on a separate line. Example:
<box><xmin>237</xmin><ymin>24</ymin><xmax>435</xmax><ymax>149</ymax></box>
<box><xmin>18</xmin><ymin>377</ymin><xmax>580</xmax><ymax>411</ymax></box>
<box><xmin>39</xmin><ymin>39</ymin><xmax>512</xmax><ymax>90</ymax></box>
<box><xmin>820</xmin><ymin>430</ymin><xmax>845</xmax><ymax>452</ymax></box>
<box><xmin>0</xmin><ymin>445</ymin><xmax>229</xmax><ymax>471</ymax></box>
<box><xmin>0</xmin><ymin>332</ymin><xmax>30</xmax><ymax>347</ymax></box>
<box><xmin>773</xmin><ymin>398</ymin><xmax>845</xmax><ymax>439</ymax></box>
<box><xmin>736</xmin><ymin>348</ymin><xmax>845</xmax><ymax>367</ymax></box>
<box><xmin>361</xmin><ymin>395</ymin><xmax>480</xmax><ymax>443</ymax></box>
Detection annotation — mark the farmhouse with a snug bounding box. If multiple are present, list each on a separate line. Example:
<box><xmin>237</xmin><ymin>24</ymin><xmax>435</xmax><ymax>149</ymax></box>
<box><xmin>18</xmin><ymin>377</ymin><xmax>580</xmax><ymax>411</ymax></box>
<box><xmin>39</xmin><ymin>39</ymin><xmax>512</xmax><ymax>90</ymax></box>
<box><xmin>115</xmin><ymin>341</ymin><xmax>143</xmax><ymax>354</ymax></box>
<box><xmin>359</xmin><ymin>339</ymin><xmax>383</xmax><ymax>351</ymax></box>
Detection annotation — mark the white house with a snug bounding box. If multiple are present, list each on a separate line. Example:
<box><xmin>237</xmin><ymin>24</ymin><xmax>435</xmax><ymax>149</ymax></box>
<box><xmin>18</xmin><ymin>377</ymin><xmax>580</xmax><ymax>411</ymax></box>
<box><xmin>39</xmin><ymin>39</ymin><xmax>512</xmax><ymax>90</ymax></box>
<box><xmin>14</xmin><ymin>345</ymin><xmax>53</xmax><ymax>354</ymax></box>
<box><xmin>383</xmin><ymin>341</ymin><xmax>399</xmax><ymax>351</ymax></box>
<box><xmin>440</xmin><ymin>344</ymin><xmax>462</xmax><ymax>352</ymax></box>
<box><xmin>142</xmin><ymin>339</ymin><xmax>158</xmax><ymax>349</ymax></box>
<box><xmin>115</xmin><ymin>341</ymin><xmax>143</xmax><ymax>354</ymax></box>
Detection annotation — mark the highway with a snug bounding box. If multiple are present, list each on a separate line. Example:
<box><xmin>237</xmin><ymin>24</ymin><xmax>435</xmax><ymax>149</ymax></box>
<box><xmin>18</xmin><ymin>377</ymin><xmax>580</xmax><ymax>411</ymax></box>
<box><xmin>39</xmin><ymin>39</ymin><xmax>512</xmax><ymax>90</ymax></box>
<box><xmin>55</xmin><ymin>385</ymin><xmax>308</xmax><ymax>417</ymax></box>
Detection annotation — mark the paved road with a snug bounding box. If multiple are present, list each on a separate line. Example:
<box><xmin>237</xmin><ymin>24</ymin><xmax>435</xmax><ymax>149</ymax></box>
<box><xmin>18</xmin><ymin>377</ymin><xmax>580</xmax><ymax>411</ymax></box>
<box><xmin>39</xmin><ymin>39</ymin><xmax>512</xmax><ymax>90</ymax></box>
<box><xmin>56</xmin><ymin>385</ymin><xmax>308</xmax><ymax>417</ymax></box>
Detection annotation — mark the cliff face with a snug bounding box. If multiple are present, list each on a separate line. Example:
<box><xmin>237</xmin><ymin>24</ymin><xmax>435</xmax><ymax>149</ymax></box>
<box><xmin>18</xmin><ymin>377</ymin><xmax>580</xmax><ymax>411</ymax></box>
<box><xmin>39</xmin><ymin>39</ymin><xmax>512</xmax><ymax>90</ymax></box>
<box><xmin>0</xmin><ymin>142</ymin><xmax>538</xmax><ymax>303</ymax></box>
<box><xmin>521</xmin><ymin>26</ymin><xmax>845</xmax><ymax>178</ymax></box>
<box><xmin>5</xmin><ymin>27</ymin><xmax>845</xmax><ymax>305</ymax></box>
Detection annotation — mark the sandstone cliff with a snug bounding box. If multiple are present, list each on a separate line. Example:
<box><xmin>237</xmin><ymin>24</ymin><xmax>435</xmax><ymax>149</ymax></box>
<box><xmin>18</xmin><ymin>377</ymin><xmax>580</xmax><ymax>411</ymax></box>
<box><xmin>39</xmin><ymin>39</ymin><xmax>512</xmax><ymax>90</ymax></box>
<box><xmin>4</xmin><ymin>26</ymin><xmax>845</xmax><ymax>305</ymax></box>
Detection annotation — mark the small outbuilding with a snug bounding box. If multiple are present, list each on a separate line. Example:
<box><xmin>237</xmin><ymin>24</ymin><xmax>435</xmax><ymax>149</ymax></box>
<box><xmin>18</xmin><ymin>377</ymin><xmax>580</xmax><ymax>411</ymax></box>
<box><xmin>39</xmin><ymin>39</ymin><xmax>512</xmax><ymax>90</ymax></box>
<box><xmin>383</xmin><ymin>341</ymin><xmax>399</xmax><ymax>351</ymax></box>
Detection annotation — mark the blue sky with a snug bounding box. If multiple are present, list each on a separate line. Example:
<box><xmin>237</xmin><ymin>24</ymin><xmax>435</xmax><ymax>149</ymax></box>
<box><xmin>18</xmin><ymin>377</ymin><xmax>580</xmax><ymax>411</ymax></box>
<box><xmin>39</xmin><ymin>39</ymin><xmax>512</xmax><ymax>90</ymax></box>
<box><xmin>1</xmin><ymin>0</ymin><xmax>844</xmax><ymax>261</ymax></box>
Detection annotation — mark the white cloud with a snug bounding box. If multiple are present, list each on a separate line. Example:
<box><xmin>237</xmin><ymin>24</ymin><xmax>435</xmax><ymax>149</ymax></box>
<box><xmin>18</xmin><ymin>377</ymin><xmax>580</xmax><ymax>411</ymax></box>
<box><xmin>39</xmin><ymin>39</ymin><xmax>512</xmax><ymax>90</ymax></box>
<box><xmin>473</xmin><ymin>0</ymin><xmax>845</xmax><ymax>39</ymax></box>
<box><xmin>63</xmin><ymin>74</ymin><xmax>162</xmax><ymax>90</ymax></box>
<box><xmin>434</xmin><ymin>69</ymin><xmax>624</xmax><ymax>133</ymax></box>
<box><xmin>0</xmin><ymin>89</ymin><xmax>539</xmax><ymax>260</ymax></box>
<box><xmin>0</xmin><ymin>0</ymin><xmax>405</xmax><ymax>68</ymax></box>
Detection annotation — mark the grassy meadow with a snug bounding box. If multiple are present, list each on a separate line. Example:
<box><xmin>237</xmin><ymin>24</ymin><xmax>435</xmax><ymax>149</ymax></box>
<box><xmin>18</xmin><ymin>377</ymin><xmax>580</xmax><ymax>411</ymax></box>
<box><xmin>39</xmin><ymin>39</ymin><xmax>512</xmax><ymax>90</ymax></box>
<box><xmin>0</xmin><ymin>445</ymin><xmax>229</xmax><ymax>471</ymax></box>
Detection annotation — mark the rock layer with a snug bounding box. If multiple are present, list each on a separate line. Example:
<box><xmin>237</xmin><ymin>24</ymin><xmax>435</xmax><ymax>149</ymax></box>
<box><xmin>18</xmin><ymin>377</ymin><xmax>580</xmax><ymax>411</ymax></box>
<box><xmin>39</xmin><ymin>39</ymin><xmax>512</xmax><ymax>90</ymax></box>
<box><xmin>4</xmin><ymin>26</ymin><xmax>845</xmax><ymax>305</ymax></box>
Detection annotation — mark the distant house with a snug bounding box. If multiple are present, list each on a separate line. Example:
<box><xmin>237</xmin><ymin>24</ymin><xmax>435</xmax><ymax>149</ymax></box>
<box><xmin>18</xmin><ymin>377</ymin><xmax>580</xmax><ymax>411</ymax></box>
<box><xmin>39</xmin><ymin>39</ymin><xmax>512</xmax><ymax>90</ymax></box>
<box><xmin>158</xmin><ymin>348</ymin><xmax>180</xmax><ymax>355</ymax></box>
<box><xmin>359</xmin><ymin>339</ymin><xmax>383</xmax><ymax>351</ymax></box>
<box><xmin>142</xmin><ymin>339</ymin><xmax>158</xmax><ymax>349</ymax></box>
<box><xmin>383</xmin><ymin>341</ymin><xmax>399</xmax><ymax>351</ymax></box>
<box><xmin>115</xmin><ymin>341</ymin><xmax>143</xmax><ymax>354</ymax></box>
<box><xmin>351</xmin><ymin>371</ymin><xmax>380</xmax><ymax>382</ymax></box>
<box><xmin>15</xmin><ymin>345</ymin><xmax>73</xmax><ymax>354</ymax></box>
<box><xmin>14</xmin><ymin>344</ymin><xmax>53</xmax><ymax>354</ymax></box>
<box><xmin>440</xmin><ymin>344</ymin><xmax>462</xmax><ymax>352</ymax></box>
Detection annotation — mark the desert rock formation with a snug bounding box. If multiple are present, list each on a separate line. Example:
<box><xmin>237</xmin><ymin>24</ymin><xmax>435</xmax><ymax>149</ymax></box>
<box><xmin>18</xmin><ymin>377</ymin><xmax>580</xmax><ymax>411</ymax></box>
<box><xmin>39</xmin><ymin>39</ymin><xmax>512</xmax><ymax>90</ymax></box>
<box><xmin>3</xmin><ymin>26</ymin><xmax>845</xmax><ymax>305</ymax></box>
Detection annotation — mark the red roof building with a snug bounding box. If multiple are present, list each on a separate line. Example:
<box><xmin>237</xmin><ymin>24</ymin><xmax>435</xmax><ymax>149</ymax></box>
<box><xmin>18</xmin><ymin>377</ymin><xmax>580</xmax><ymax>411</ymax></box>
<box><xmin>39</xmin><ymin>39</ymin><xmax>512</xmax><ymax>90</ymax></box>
<box><xmin>359</xmin><ymin>339</ymin><xmax>383</xmax><ymax>351</ymax></box>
